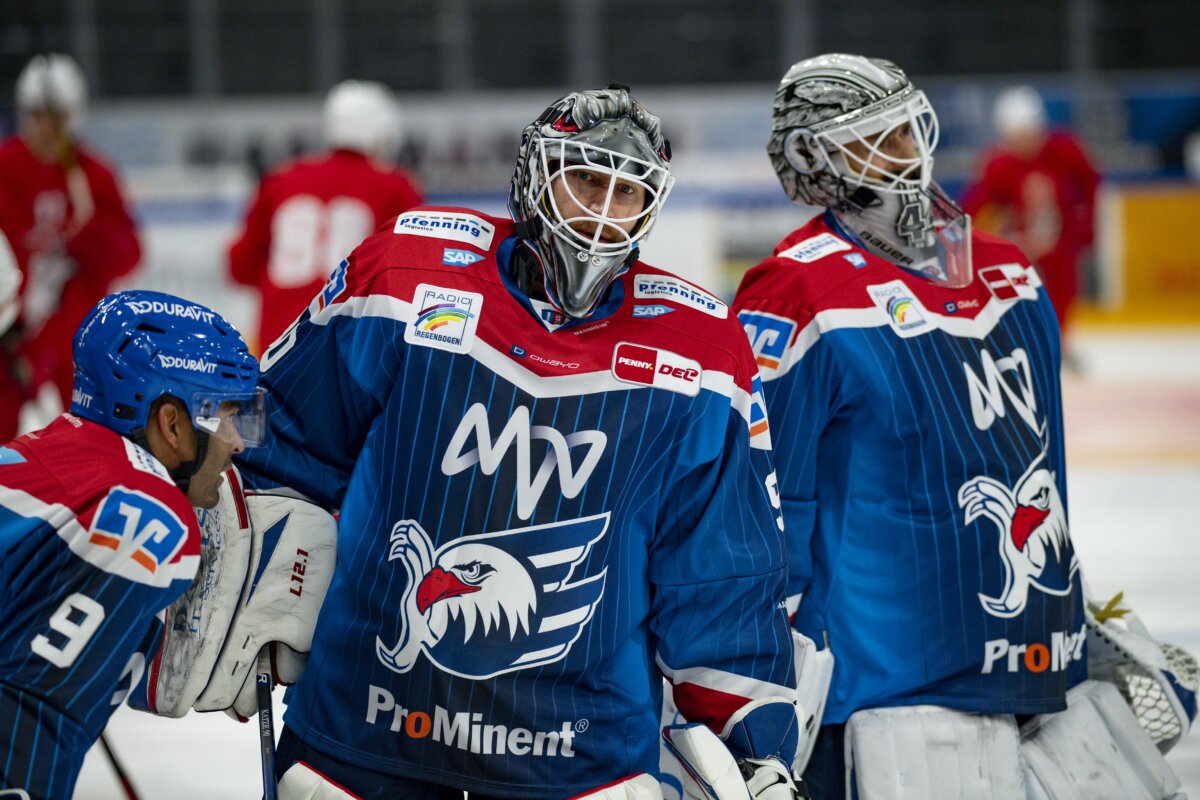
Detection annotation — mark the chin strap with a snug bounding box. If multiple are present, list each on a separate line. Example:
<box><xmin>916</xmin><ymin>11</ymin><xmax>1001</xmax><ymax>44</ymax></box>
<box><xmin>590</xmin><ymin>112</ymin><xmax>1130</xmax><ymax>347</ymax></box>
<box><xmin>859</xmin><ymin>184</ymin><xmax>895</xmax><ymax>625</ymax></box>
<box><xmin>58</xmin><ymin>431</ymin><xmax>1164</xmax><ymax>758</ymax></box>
<box><xmin>130</xmin><ymin>426</ymin><xmax>210</xmax><ymax>495</ymax></box>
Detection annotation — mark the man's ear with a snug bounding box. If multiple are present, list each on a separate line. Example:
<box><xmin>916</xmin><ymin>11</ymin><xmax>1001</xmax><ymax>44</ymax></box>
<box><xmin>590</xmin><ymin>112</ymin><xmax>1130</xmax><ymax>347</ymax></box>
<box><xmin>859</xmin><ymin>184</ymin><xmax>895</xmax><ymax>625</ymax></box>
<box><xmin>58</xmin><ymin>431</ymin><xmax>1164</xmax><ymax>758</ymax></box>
<box><xmin>145</xmin><ymin>399</ymin><xmax>193</xmax><ymax>467</ymax></box>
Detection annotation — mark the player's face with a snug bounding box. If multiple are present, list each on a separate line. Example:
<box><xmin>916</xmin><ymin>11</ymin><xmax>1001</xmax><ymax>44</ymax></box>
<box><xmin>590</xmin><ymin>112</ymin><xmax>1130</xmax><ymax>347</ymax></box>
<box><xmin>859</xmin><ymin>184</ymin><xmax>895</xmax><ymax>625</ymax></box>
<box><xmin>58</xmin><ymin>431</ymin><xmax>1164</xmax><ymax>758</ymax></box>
<box><xmin>21</xmin><ymin>108</ymin><xmax>69</xmax><ymax>162</ymax></box>
<box><xmin>843</xmin><ymin>122</ymin><xmax>919</xmax><ymax>183</ymax></box>
<box><xmin>187</xmin><ymin>402</ymin><xmax>246</xmax><ymax>509</ymax></box>
<box><xmin>550</xmin><ymin>167</ymin><xmax>647</xmax><ymax>241</ymax></box>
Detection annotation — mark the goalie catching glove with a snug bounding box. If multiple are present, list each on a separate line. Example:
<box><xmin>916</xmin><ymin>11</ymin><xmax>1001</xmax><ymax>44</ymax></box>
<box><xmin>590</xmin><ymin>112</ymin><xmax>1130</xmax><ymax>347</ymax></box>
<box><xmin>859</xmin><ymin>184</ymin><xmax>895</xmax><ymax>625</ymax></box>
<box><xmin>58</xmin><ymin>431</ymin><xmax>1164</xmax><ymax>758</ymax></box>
<box><xmin>130</xmin><ymin>466</ymin><xmax>337</xmax><ymax>720</ymax></box>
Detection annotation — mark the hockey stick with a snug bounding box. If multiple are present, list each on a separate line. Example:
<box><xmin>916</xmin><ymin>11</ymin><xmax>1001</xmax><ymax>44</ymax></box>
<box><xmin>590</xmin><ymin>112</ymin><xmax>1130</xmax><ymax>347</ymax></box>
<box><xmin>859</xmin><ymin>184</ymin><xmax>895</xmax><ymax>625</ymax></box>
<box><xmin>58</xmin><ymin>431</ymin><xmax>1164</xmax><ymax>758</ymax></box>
<box><xmin>98</xmin><ymin>732</ymin><xmax>140</xmax><ymax>800</ymax></box>
<box><xmin>256</xmin><ymin>648</ymin><xmax>279</xmax><ymax>800</ymax></box>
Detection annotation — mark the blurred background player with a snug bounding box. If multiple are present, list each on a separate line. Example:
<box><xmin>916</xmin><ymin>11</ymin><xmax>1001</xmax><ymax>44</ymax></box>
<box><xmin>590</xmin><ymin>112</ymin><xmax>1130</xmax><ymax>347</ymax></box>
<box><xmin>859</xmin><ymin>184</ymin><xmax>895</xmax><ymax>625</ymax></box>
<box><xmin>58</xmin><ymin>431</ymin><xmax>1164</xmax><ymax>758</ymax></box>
<box><xmin>233</xmin><ymin>85</ymin><xmax>803</xmax><ymax>799</ymax></box>
<box><xmin>227</xmin><ymin>79</ymin><xmax>423</xmax><ymax>354</ymax></box>
<box><xmin>961</xmin><ymin>85</ymin><xmax>1101</xmax><ymax>348</ymax></box>
<box><xmin>0</xmin><ymin>53</ymin><xmax>142</xmax><ymax>441</ymax></box>
<box><xmin>734</xmin><ymin>54</ymin><xmax>1192</xmax><ymax>799</ymax></box>
<box><xmin>0</xmin><ymin>290</ymin><xmax>265</xmax><ymax>798</ymax></box>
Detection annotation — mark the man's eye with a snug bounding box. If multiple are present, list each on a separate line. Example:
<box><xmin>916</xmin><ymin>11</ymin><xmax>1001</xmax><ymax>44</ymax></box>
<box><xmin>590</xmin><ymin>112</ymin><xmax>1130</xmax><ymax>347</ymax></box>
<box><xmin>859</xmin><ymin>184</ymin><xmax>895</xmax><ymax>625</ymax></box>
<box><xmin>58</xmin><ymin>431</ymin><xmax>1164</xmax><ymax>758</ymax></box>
<box><xmin>616</xmin><ymin>184</ymin><xmax>636</xmax><ymax>196</ymax></box>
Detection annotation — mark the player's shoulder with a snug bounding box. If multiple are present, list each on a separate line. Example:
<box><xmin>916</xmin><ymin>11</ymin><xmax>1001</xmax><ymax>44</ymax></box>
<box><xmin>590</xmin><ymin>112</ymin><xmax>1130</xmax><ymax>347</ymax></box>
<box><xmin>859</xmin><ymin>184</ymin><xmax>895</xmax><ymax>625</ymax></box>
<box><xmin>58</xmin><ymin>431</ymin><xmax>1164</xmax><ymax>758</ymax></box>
<box><xmin>625</xmin><ymin>261</ymin><xmax>732</xmax><ymax>326</ymax></box>
<box><xmin>970</xmin><ymin>227</ymin><xmax>1029</xmax><ymax>264</ymax></box>
<box><xmin>735</xmin><ymin>214</ymin><xmax>883</xmax><ymax>315</ymax></box>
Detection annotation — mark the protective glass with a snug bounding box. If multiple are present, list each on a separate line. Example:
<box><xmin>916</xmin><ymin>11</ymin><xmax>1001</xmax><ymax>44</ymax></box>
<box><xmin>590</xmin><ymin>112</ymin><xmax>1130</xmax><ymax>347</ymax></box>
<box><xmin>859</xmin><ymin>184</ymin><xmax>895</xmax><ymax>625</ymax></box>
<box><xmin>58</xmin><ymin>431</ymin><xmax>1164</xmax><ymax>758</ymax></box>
<box><xmin>192</xmin><ymin>387</ymin><xmax>268</xmax><ymax>448</ymax></box>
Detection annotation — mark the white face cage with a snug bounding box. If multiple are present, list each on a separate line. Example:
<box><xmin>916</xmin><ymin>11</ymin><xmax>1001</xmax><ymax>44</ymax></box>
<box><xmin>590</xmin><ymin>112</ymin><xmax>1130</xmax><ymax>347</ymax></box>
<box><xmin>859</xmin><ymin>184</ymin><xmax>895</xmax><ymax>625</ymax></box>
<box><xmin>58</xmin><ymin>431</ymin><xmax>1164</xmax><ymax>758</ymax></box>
<box><xmin>810</xmin><ymin>88</ymin><xmax>940</xmax><ymax>196</ymax></box>
<box><xmin>532</xmin><ymin>137</ymin><xmax>674</xmax><ymax>260</ymax></box>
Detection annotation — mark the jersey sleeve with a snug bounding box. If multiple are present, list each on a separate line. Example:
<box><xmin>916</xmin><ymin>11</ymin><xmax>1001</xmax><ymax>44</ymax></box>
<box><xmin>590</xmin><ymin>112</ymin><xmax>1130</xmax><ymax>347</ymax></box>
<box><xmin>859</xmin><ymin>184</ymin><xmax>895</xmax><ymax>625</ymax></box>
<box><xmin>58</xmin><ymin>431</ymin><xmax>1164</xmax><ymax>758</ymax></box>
<box><xmin>65</xmin><ymin>158</ymin><xmax>141</xmax><ymax>286</ymax></box>
<box><xmin>648</xmin><ymin>346</ymin><xmax>796</xmax><ymax>752</ymax></box>
<box><xmin>227</xmin><ymin>175</ymin><xmax>277</xmax><ymax>287</ymax></box>
<box><xmin>734</xmin><ymin>295</ymin><xmax>840</xmax><ymax>603</ymax></box>
<box><xmin>235</xmin><ymin>250</ymin><xmax>403</xmax><ymax>508</ymax></box>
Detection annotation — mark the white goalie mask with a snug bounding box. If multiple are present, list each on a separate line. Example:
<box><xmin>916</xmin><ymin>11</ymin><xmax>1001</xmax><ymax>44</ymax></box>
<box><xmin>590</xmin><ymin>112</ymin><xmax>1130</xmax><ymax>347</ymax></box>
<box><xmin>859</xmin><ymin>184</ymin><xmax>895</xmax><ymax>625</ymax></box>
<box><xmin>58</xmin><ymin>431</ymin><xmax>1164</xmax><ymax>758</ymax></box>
<box><xmin>768</xmin><ymin>53</ymin><xmax>972</xmax><ymax>288</ymax></box>
<box><xmin>510</xmin><ymin>86</ymin><xmax>674</xmax><ymax>319</ymax></box>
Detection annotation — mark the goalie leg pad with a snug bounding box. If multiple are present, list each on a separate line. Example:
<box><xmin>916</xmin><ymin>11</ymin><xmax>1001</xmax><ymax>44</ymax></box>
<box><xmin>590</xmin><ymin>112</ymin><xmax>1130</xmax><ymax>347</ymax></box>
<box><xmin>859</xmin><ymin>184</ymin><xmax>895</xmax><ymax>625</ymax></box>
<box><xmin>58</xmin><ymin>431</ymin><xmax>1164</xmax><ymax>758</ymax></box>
<box><xmin>278</xmin><ymin>762</ymin><xmax>361</xmax><ymax>800</ymax></box>
<box><xmin>790</xmin><ymin>630</ymin><xmax>833</xmax><ymax>773</ymax></box>
<box><xmin>195</xmin><ymin>491</ymin><xmax>338</xmax><ymax>713</ymax></box>
<box><xmin>844</xmin><ymin>704</ymin><xmax>1023</xmax><ymax>800</ymax></box>
<box><xmin>1020</xmin><ymin>679</ymin><xmax>1185</xmax><ymax>800</ymax></box>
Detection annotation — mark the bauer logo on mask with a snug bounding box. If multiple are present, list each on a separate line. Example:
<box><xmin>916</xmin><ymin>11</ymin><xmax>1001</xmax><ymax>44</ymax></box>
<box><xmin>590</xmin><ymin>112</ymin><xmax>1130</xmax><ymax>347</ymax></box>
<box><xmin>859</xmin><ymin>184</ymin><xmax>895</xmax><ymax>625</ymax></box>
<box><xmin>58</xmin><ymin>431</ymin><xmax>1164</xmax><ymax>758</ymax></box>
<box><xmin>375</xmin><ymin>514</ymin><xmax>609</xmax><ymax>679</ymax></box>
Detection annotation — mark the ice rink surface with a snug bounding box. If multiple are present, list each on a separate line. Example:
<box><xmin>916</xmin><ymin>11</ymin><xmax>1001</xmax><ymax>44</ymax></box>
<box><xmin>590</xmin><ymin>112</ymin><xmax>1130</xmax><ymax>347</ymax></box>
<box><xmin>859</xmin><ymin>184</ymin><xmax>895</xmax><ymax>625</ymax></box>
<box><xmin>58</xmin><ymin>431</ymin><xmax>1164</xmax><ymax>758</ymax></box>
<box><xmin>72</xmin><ymin>327</ymin><xmax>1200</xmax><ymax>798</ymax></box>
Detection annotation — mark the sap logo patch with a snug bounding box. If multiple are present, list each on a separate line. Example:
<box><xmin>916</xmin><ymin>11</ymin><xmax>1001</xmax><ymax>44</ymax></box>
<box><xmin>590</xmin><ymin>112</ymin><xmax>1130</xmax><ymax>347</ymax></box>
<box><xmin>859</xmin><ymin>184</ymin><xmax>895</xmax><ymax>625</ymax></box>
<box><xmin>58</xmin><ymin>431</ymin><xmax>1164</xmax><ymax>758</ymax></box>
<box><xmin>394</xmin><ymin>211</ymin><xmax>496</xmax><ymax>250</ymax></box>
<box><xmin>738</xmin><ymin>310</ymin><xmax>796</xmax><ymax>372</ymax></box>
<box><xmin>779</xmin><ymin>233</ymin><xmax>851</xmax><ymax>264</ymax></box>
<box><xmin>980</xmin><ymin>264</ymin><xmax>1039</xmax><ymax>303</ymax></box>
<box><xmin>843</xmin><ymin>252</ymin><xmax>868</xmax><ymax>268</ymax></box>
<box><xmin>633</xmin><ymin>276</ymin><xmax>728</xmax><ymax>319</ymax></box>
<box><xmin>318</xmin><ymin>259</ymin><xmax>349</xmax><ymax>311</ymax></box>
<box><xmin>0</xmin><ymin>447</ymin><xmax>26</xmax><ymax>465</ymax></box>
<box><xmin>404</xmin><ymin>284</ymin><xmax>483</xmax><ymax>355</ymax></box>
<box><xmin>442</xmin><ymin>248</ymin><xmax>484</xmax><ymax>267</ymax></box>
<box><xmin>611</xmin><ymin>342</ymin><xmax>702</xmax><ymax>397</ymax></box>
<box><xmin>631</xmin><ymin>304</ymin><xmax>674</xmax><ymax>318</ymax></box>
<box><xmin>510</xmin><ymin>344</ymin><xmax>527</xmax><ymax>358</ymax></box>
<box><xmin>867</xmin><ymin>280</ymin><xmax>935</xmax><ymax>338</ymax></box>
<box><xmin>90</xmin><ymin>487</ymin><xmax>189</xmax><ymax>578</ymax></box>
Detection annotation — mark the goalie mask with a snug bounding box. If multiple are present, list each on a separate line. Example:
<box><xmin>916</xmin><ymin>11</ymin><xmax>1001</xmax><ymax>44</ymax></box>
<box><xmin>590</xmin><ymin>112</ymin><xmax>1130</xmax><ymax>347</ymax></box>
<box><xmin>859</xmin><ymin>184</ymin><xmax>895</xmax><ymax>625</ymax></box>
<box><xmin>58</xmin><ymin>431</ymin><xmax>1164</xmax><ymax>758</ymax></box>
<box><xmin>768</xmin><ymin>53</ymin><xmax>972</xmax><ymax>288</ymax></box>
<box><xmin>510</xmin><ymin>85</ymin><xmax>674</xmax><ymax>319</ymax></box>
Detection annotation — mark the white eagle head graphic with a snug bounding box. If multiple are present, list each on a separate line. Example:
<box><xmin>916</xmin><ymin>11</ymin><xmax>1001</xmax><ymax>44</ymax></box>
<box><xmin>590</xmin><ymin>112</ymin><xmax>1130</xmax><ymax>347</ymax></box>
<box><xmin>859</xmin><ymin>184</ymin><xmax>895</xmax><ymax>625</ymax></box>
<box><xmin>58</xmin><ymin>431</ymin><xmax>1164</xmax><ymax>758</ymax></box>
<box><xmin>376</xmin><ymin>515</ymin><xmax>608</xmax><ymax>679</ymax></box>
<box><xmin>958</xmin><ymin>452</ymin><xmax>1076</xmax><ymax>619</ymax></box>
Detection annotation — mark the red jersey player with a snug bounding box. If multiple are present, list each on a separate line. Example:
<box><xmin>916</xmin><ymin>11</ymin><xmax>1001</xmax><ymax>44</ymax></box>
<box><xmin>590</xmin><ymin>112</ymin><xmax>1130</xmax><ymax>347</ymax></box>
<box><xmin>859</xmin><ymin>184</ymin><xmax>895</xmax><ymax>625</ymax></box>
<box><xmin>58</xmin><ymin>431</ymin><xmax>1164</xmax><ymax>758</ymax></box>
<box><xmin>227</xmin><ymin>80</ymin><xmax>424</xmax><ymax>352</ymax></box>
<box><xmin>0</xmin><ymin>53</ymin><xmax>142</xmax><ymax>441</ymax></box>
<box><xmin>961</xmin><ymin>86</ymin><xmax>1100</xmax><ymax>337</ymax></box>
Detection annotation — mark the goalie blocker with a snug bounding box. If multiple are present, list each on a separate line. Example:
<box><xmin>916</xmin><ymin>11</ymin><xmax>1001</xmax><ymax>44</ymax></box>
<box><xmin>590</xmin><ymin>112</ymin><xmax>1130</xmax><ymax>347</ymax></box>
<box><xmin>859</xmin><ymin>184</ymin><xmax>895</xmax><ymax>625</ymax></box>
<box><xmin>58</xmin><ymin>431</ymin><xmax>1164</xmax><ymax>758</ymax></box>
<box><xmin>130</xmin><ymin>467</ymin><xmax>337</xmax><ymax>720</ymax></box>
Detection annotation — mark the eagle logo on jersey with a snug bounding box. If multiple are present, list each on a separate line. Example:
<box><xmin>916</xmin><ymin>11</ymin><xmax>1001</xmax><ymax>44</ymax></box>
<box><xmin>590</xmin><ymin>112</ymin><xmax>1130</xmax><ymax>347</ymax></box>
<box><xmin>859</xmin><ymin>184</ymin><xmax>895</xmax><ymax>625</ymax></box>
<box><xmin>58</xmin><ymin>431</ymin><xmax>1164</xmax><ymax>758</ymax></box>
<box><xmin>375</xmin><ymin>514</ymin><xmax>608</xmax><ymax>679</ymax></box>
<box><xmin>958</xmin><ymin>451</ymin><xmax>1077</xmax><ymax>619</ymax></box>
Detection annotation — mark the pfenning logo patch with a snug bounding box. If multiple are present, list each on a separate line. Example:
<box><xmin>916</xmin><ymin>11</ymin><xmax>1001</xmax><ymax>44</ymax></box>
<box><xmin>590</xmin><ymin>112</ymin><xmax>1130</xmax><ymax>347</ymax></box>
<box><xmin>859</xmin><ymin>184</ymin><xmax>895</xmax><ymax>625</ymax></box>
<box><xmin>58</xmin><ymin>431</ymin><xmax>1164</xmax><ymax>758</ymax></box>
<box><xmin>394</xmin><ymin>211</ymin><xmax>496</xmax><ymax>250</ymax></box>
<box><xmin>404</xmin><ymin>284</ymin><xmax>483</xmax><ymax>355</ymax></box>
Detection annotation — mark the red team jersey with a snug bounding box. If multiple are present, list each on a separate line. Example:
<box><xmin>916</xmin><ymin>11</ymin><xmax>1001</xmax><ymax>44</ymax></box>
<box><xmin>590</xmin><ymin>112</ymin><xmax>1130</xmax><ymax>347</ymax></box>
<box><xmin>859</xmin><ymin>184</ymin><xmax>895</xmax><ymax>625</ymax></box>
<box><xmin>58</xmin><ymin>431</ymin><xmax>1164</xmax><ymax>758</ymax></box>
<box><xmin>228</xmin><ymin>148</ymin><xmax>423</xmax><ymax>351</ymax></box>
<box><xmin>961</xmin><ymin>132</ymin><xmax>1099</xmax><ymax>326</ymax></box>
<box><xmin>0</xmin><ymin>137</ymin><xmax>141</xmax><ymax>439</ymax></box>
<box><xmin>0</xmin><ymin>415</ymin><xmax>200</xmax><ymax>798</ymax></box>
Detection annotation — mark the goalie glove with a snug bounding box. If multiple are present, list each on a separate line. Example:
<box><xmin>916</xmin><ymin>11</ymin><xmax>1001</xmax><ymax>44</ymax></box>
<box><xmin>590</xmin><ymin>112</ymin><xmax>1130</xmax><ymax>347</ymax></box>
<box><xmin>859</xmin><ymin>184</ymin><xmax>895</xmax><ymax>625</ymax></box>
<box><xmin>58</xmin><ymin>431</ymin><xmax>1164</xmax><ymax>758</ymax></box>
<box><xmin>1087</xmin><ymin>591</ymin><xmax>1198</xmax><ymax>754</ymax></box>
<box><xmin>131</xmin><ymin>467</ymin><xmax>337</xmax><ymax>719</ymax></box>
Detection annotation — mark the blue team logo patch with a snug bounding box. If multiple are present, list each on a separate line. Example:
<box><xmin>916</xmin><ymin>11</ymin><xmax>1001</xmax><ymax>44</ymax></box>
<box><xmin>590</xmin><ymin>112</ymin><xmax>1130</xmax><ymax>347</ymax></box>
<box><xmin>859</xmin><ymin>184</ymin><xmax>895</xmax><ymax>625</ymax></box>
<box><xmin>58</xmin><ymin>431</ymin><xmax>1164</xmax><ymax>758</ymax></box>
<box><xmin>843</xmin><ymin>252</ymin><xmax>868</xmax><ymax>268</ymax></box>
<box><xmin>376</xmin><ymin>514</ymin><xmax>608</xmax><ymax>680</ymax></box>
<box><xmin>442</xmin><ymin>248</ymin><xmax>484</xmax><ymax>267</ymax></box>
<box><xmin>738</xmin><ymin>311</ymin><xmax>797</xmax><ymax>372</ymax></box>
<box><xmin>90</xmin><ymin>487</ymin><xmax>189</xmax><ymax>577</ymax></box>
<box><xmin>0</xmin><ymin>447</ymin><xmax>26</xmax><ymax>465</ymax></box>
<box><xmin>945</xmin><ymin>301</ymin><xmax>959</xmax><ymax>314</ymax></box>
<box><xmin>632</xmin><ymin>304</ymin><xmax>675</xmax><ymax>318</ymax></box>
<box><xmin>510</xmin><ymin>344</ymin><xmax>527</xmax><ymax>358</ymax></box>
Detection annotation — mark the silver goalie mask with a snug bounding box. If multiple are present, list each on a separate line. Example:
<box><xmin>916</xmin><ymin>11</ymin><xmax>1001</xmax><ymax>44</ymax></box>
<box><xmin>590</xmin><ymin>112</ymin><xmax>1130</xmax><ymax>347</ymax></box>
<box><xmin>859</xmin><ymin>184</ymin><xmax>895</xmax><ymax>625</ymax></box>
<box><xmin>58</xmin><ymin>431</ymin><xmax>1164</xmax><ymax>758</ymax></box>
<box><xmin>509</xmin><ymin>86</ymin><xmax>674</xmax><ymax>318</ymax></box>
<box><xmin>768</xmin><ymin>53</ymin><xmax>973</xmax><ymax>288</ymax></box>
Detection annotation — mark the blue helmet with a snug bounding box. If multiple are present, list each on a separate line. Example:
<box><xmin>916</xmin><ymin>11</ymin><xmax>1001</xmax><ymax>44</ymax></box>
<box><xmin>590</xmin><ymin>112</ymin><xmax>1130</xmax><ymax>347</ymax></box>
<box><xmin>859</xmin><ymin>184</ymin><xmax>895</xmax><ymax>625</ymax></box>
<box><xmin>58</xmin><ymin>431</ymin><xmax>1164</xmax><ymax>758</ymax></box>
<box><xmin>70</xmin><ymin>291</ymin><xmax>266</xmax><ymax>445</ymax></box>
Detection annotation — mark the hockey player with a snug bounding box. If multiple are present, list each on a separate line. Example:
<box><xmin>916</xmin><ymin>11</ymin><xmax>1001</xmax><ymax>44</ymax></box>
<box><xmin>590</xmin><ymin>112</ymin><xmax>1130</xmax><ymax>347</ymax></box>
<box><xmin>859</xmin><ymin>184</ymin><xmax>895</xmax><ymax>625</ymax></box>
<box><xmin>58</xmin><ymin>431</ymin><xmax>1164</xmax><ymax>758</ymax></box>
<box><xmin>962</xmin><ymin>86</ymin><xmax>1100</xmax><ymax>342</ymax></box>
<box><xmin>0</xmin><ymin>54</ymin><xmax>142</xmax><ymax>441</ymax></box>
<box><xmin>232</xmin><ymin>86</ymin><xmax>804</xmax><ymax>798</ymax></box>
<box><xmin>0</xmin><ymin>290</ymin><xmax>265</xmax><ymax>798</ymax></box>
<box><xmin>734</xmin><ymin>54</ymin><xmax>1193</xmax><ymax>799</ymax></box>
<box><xmin>228</xmin><ymin>79</ymin><xmax>423</xmax><ymax>353</ymax></box>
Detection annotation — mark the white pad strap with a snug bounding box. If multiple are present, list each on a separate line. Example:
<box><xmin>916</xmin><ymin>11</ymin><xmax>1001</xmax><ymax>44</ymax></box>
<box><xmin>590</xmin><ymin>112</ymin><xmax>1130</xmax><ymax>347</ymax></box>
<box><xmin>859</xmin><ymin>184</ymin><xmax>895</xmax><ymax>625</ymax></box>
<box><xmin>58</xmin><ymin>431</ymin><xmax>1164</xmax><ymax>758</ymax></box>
<box><xmin>278</xmin><ymin>762</ymin><xmax>361</xmax><ymax>800</ymax></box>
<box><xmin>844</xmin><ymin>705</ymin><xmax>1023</xmax><ymax>800</ymax></box>
<box><xmin>568</xmin><ymin>774</ymin><xmax>663</xmax><ymax>800</ymax></box>
<box><xmin>195</xmin><ymin>491</ymin><xmax>337</xmax><ymax>712</ymax></box>
<box><xmin>791</xmin><ymin>630</ymin><xmax>833</xmax><ymax>772</ymax></box>
<box><xmin>1020</xmin><ymin>679</ymin><xmax>1185</xmax><ymax>800</ymax></box>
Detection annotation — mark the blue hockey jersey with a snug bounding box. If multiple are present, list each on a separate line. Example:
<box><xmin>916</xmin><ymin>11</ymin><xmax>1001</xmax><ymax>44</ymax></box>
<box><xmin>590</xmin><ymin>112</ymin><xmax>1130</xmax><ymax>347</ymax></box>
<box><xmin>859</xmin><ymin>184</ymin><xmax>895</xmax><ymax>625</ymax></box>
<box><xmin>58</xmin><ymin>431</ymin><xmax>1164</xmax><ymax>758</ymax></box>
<box><xmin>733</xmin><ymin>211</ymin><xmax>1085</xmax><ymax>725</ymax></box>
<box><xmin>0</xmin><ymin>415</ymin><xmax>200</xmax><ymax>798</ymax></box>
<box><xmin>238</xmin><ymin>207</ymin><xmax>796</xmax><ymax>796</ymax></box>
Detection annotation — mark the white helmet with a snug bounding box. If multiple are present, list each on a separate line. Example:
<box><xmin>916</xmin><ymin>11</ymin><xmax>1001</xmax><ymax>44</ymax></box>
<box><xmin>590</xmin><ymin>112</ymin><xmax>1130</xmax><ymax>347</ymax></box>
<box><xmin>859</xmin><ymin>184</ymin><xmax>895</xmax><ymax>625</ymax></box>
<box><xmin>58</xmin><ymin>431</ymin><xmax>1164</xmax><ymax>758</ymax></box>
<box><xmin>16</xmin><ymin>53</ymin><xmax>88</xmax><ymax>131</ymax></box>
<box><xmin>993</xmin><ymin>85</ymin><xmax>1047</xmax><ymax>140</ymax></box>
<box><xmin>322</xmin><ymin>80</ymin><xmax>403</xmax><ymax>160</ymax></box>
<box><xmin>0</xmin><ymin>230</ymin><xmax>21</xmax><ymax>336</ymax></box>
<box><xmin>768</xmin><ymin>53</ymin><xmax>972</xmax><ymax>288</ymax></box>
